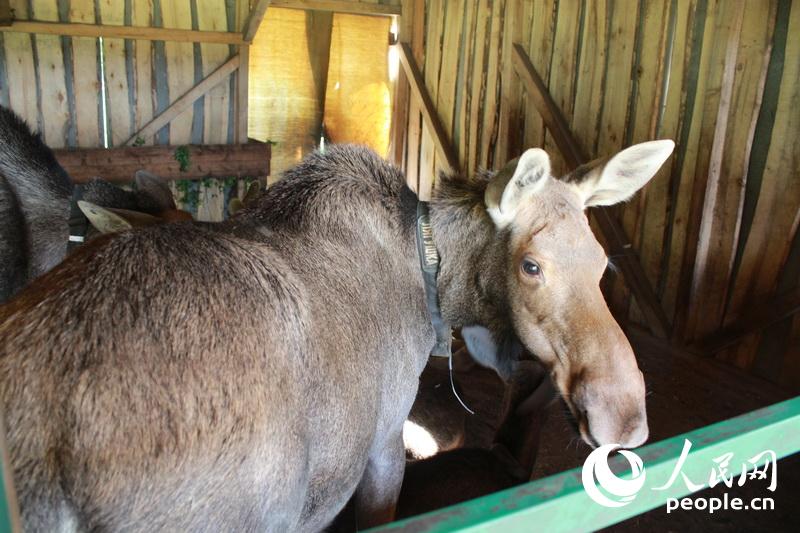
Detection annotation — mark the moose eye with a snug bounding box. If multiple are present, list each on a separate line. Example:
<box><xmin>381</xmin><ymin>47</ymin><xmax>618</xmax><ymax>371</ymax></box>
<box><xmin>521</xmin><ymin>259</ymin><xmax>541</xmax><ymax>277</ymax></box>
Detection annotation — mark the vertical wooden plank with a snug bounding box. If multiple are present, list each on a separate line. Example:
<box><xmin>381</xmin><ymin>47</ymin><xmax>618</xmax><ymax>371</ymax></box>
<box><xmin>466</xmin><ymin>0</ymin><xmax>489</xmax><ymax>176</ymax></box>
<box><xmin>418</xmin><ymin>0</ymin><xmax>444</xmax><ymax>199</ymax></box>
<box><xmin>4</xmin><ymin>1</ymin><xmax>37</xmax><ymax>127</ymax></box>
<box><xmin>151</xmin><ymin>0</ymin><xmax>170</xmax><ymax>145</ymax></box>
<box><xmin>719</xmin><ymin>0</ymin><xmax>800</xmax><ymax>371</ymax></box>
<box><xmin>494</xmin><ymin>0</ymin><xmax>520</xmax><ymax>165</ymax></box>
<box><xmin>664</xmin><ymin>0</ymin><xmax>723</xmax><ymax>337</ymax></box>
<box><xmin>638</xmin><ymin>0</ymin><xmax>694</xmax><ymax>316</ymax></box>
<box><xmin>682</xmin><ymin>0</ymin><xmax>746</xmax><ymax>341</ymax></box>
<box><xmin>196</xmin><ymin>179</ymin><xmax>226</xmax><ymax>222</ymax></box>
<box><xmin>99</xmin><ymin>0</ymin><xmax>132</xmax><ymax>147</ymax></box>
<box><xmin>454</xmin><ymin>0</ymin><xmax>475</xmax><ymax>170</ymax></box>
<box><xmin>32</xmin><ymin>0</ymin><xmax>70</xmax><ymax>147</ymax></box>
<box><xmin>615</xmin><ymin>0</ymin><xmax>671</xmax><ymax>323</ymax></box>
<box><xmin>131</xmin><ymin>0</ymin><xmax>155</xmax><ymax>144</ymax></box>
<box><xmin>544</xmin><ymin>0</ymin><xmax>582</xmax><ymax>176</ymax></box>
<box><xmin>404</xmin><ymin>0</ymin><xmax>424</xmax><ymax>191</ymax></box>
<box><xmin>390</xmin><ymin>7</ymin><xmax>409</xmax><ymax>167</ymax></box>
<box><xmin>660</xmin><ymin>0</ymin><xmax>713</xmax><ymax>322</ymax></box>
<box><xmin>688</xmin><ymin>0</ymin><xmax>776</xmax><ymax>342</ymax></box>
<box><xmin>725</xmin><ymin>0</ymin><xmax>794</xmax><ymax>320</ymax></box>
<box><xmin>522</xmin><ymin>0</ymin><xmax>556</xmax><ymax>152</ymax></box>
<box><xmin>161</xmin><ymin>0</ymin><xmax>196</xmax><ymax>144</ymax></box>
<box><xmin>69</xmin><ymin>0</ymin><xmax>101</xmax><ymax>147</ymax></box>
<box><xmin>571</xmin><ymin>0</ymin><xmax>609</xmax><ymax>160</ymax></box>
<box><xmin>197</xmin><ymin>0</ymin><xmax>233</xmax><ymax>145</ymax></box>
<box><xmin>596</xmin><ymin>0</ymin><xmax>641</xmax><ymax>316</ymax></box>
<box><xmin>478</xmin><ymin>0</ymin><xmax>505</xmax><ymax>170</ymax></box>
<box><xmin>434</xmin><ymin>0</ymin><xmax>463</xmax><ymax>179</ymax></box>
<box><xmin>237</xmin><ymin>43</ymin><xmax>249</xmax><ymax>142</ymax></box>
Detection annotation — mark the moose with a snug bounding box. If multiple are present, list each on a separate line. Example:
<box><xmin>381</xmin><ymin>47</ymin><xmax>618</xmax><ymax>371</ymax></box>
<box><xmin>0</xmin><ymin>139</ymin><xmax>673</xmax><ymax>530</ymax></box>
<box><xmin>0</xmin><ymin>106</ymin><xmax>190</xmax><ymax>302</ymax></box>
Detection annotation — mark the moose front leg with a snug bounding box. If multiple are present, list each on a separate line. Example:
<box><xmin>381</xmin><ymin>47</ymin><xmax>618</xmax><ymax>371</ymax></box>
<box><xmin>355</xmin><ymin>433</ymin><xmax>405</xmax><ymax>529</ymax></box>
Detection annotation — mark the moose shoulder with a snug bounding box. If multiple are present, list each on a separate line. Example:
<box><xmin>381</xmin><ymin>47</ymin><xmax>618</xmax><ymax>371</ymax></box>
<box><xmin>0</xmin><ymin>142</ymin><xmax>673</xmax><ymax>531</ymax></box>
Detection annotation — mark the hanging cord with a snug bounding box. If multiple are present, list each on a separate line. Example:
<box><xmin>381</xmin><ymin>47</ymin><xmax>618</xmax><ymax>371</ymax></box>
<box><xmin>448</xmin><ymin>351</ymin><xmax>475</xmax><ymax>415</ymax></box>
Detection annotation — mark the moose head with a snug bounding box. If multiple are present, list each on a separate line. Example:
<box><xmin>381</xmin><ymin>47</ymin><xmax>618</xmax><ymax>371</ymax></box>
<box><xmin>443</xmin><ymin>140</ymin><xmax>675</xmax><ymax>449</ymax></box>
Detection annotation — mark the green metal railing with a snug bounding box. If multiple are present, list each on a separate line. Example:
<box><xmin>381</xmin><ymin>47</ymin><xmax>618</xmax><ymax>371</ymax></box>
<box><xmin>372</xmin><ymin>396</ymin><xmax>800</xmax><ymax>532</ymax></box>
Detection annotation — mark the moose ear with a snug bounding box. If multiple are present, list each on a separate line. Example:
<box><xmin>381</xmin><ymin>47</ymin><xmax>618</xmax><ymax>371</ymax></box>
<box><xmin>78</xmin><ymin>201</ymin><xmax>161</xmax><ymax>234</ymax></box>
<box><xmin>461</xmin><ymin>325</ymin><xmax>522</xmax><ymax>381</ymax></box>
<box><xmin>134</xmin><ymin>170</ymin><xmax>177</xmax><ymax>211</ymax></box>
<box><xmin>565</xmin><ymin>140</ymin><xmax>675</xmax><ymax>207</ymax></box>
<box><xmin>485</xmin><ymin>148</ymin><xmax>551</xmax><ymax>228</ymax></box>
<box><xmin>78</xmin><ymin>201</ymin><xmax>134</xmax><ymax>234</ymax></box>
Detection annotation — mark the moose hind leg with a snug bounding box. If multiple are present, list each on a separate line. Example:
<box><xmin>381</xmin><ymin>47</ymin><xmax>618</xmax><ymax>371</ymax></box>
<box><xmin>355</xmin><ymin>434</ymin><xmax>405</xmax><ymax>529</ymax></box>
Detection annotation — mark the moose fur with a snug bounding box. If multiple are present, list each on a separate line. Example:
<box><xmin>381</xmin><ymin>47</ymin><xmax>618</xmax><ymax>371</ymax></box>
<box><xmin>0</xmin><ymin>140</ymin><xmax>673</xmax><ymax>531</ymax></box>
<box><xmin>0</xmin><ymin>106</ymin><xmax>185</xmax><ymax>302</ymax></box>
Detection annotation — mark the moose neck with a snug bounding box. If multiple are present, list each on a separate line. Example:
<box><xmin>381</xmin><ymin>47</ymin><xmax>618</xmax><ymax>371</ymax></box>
<box><xmin>429</xmin><ymin>174</ymin><xmax>511</xmax><ymax>331</ymax></box>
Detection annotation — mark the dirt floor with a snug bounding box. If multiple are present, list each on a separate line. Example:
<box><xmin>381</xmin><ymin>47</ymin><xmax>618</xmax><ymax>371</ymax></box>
<box><xmin>434</xmin><ymin>327</ymin><xmax>800</xmax><ymax>533</ymax></box>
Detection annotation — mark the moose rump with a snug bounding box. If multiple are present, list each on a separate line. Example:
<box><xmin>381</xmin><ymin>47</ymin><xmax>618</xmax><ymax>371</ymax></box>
<box><xmin>0</xmin><ymin>147</ymin><xmax>433</xmax><ymax>531</ymax></box>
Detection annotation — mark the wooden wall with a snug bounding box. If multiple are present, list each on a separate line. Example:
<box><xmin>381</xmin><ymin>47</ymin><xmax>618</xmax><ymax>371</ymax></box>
<box><xmin>0</xmin><ymin>0</ymin><xmax>255</xmax><ymax>221</ymax></box>
<box><xmin>393</xmin><ymin>0</ymin><xmax>800</xmax><ymax>390</ymax></box>
<box><xmin>0</xmin><ymin>0</ymin><xmax>243</xmax><ymax>148</ymax></box>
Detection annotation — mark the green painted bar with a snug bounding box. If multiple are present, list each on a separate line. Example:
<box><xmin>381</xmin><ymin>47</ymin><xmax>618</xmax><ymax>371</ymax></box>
<box><xmin>0</xmin><ymin>455</ymin><xmax>16</xmax><ymax>533</ymax></box>
<box><xmin>372</xmin><ymin>396</ymin><xmax>800</xmax><ymax>533</ymax></box>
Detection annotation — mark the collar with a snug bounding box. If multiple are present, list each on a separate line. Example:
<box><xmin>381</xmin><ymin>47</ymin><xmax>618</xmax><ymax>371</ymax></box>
<box><xmin>67</xmin><ymin>185</ymin><xmax>88</xmax><ymax>251</ymax></box>
<box><xmin>415</xmin><ymin>201</ymin><xmax>452</xmax><ymax>357</ymax></box>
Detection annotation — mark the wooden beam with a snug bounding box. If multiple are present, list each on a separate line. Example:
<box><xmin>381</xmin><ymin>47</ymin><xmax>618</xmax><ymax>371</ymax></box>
<box><xmin>690</xmin><ymin>287</ymin><xmax>800</xmax><ymax>356</ymax></box>
<box><xmin>270</xmin><ymin>0</ymin><xmax>401</xmax><ymax>16</ymax></box>
<box><xmin>0</xmin><ymin>20</ymin><xmax>245</xmax><ymax>44</ymax></box>
<box><xmin>126</xmin><ymin>55</ymin><xmax>241</xmax><ymax>146</ymax></box>
<box><xmin>54</xmin><ymin>143</ymin><xmax>271</xmax><ymax>183</ymax></box>
<box><xmin>397</xmin><ymin>42</ymin><xmax>459</xmax><ymax>175</ymax></box>
<box><xmin>243</xmin><ymin>0</ymin><xmax>271</xmax><ymax>42</ymax></box>
<box><xmin>511</xmin><ymin>43</ymin><xmax>671</xmax><ymax>339</ymax></box>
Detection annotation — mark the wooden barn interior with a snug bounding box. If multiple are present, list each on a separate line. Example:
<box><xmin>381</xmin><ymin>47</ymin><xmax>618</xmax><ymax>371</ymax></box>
<box><xmin>0</xmin><ymin>0</ymin><xmax>798</xmax><ymax>531</ymax></box>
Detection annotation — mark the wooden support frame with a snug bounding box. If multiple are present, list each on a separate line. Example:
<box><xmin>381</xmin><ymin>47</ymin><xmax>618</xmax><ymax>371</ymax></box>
<box><xmin>270</xmin><ymin>0</ymin><xmax>401</xmax><ymax>16</ymax></box>
<box><xmin>397</xmin><ymin>42</ymin><xmax>459</xmax><ymax>176</ymax></box>
<box><xmin>511</xmin><ymin>43</ymin><xmax>671</xmax><ymax>339</ymax></box>
<box><xmin>0</xmin><ymin>20</ymin><xmax>244</xmax><ymax>44</ymax></box>
<box><xmin>54</xmin><ymin>143</ymin><xmax>271</xmax><ymax>183</ymax></box>
<box><xmin>125</xmin><ymin>55</ymin><xmax>241</xmax><ymax>146</ymax></box>
<box><xmin>243</xmin><ymin>0</ymin><xmax>271</xmax><ymax>42</ymax></box>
